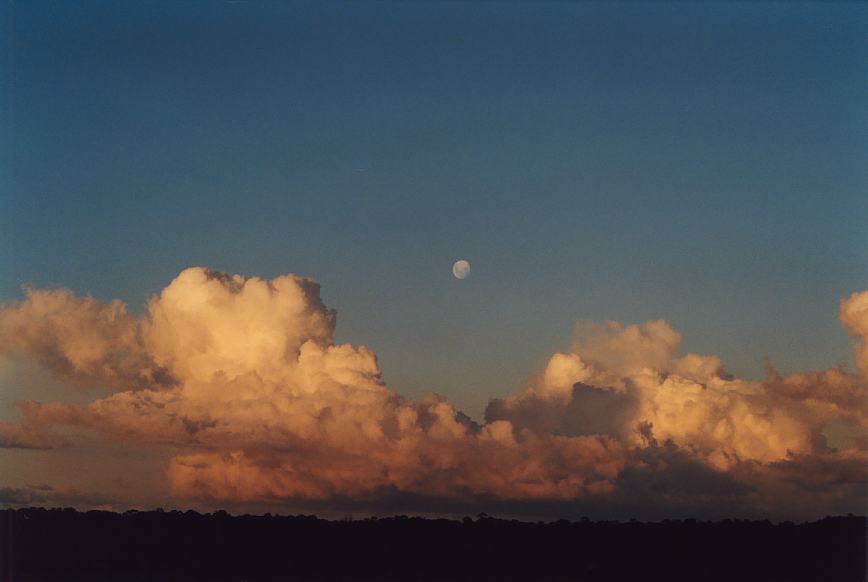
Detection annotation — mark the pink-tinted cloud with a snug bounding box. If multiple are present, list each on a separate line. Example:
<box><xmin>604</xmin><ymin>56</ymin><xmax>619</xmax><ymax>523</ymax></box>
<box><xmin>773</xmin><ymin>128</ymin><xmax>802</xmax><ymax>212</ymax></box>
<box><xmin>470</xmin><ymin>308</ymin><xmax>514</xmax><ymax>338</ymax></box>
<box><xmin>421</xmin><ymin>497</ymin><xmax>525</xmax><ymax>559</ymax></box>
<box><xmin>0</xmin><ymin>287</ymin><xmax>172</xmax><ymax>390</ymax></box>
<box><xmin>1</xmin><ymin>267</ymin><xmax>865</xmax><ymax>517</ymax></box>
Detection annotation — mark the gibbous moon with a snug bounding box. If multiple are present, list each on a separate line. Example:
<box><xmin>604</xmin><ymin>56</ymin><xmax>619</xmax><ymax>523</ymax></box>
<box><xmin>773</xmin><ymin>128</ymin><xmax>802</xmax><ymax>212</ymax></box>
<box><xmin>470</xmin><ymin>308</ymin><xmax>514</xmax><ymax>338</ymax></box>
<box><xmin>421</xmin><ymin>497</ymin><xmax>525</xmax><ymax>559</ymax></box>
<box><xmin>452</xmin><ymin>259</ymin><xmax>471</xmax><ymax>279</ymax></box>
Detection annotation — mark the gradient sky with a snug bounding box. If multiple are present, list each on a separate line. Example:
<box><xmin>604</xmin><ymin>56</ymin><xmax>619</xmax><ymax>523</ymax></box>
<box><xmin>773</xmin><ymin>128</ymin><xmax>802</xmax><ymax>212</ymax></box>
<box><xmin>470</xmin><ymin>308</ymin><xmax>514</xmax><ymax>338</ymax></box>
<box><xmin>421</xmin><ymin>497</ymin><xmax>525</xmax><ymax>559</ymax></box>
<box><xmin>1</xmin><ymin>4</ymin><xmax>867</xmax><ymax>519</ymax></box>
<box><xmin>3</xmin><ymin>2</ymin><xmax>867</xmax><ymax>418</ymax></box>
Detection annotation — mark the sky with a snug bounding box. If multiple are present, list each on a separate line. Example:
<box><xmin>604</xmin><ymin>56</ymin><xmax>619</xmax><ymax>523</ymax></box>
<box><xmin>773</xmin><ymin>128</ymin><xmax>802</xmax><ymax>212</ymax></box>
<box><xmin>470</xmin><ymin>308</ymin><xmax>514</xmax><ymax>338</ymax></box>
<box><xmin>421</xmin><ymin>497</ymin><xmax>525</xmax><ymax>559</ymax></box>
<box><xmin>0</xmin><ymin>1</ymin><xmax>866</xmax><ymax>519</ymax></box>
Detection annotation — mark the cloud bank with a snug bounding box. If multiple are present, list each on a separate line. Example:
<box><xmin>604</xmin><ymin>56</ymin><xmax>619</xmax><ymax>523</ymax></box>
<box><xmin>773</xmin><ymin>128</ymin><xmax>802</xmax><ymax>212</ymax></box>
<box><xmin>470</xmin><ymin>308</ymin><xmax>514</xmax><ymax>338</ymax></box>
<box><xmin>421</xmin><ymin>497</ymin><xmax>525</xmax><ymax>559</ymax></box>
<box><xmin>1</xmin><ymin>267</ymin><xmax>865</xmax><ymax>518</ymax></box>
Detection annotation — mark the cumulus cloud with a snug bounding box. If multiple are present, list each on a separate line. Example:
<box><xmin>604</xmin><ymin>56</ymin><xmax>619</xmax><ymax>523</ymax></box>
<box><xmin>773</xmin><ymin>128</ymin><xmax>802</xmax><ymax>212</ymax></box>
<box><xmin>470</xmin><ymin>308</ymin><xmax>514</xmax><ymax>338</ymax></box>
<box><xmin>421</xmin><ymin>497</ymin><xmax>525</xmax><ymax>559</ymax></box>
<box><xmin>1</xmin><ymin>268</ymin><xmax>623</xmax><ymax>504</ymax></box>
<box><xmin>0</xmin><ymin>287</ymin><xmax>172</xmax><ymax>390</ymax></box>
<box><xmin>489</xmin><ymin>316</ymin><xmax>867</xmax><ymax>467</ymax></box>
<box><xmin>0</xmin><ymin>267</ymin><xmax>865</xmax><ymax>517</ymax></box>
<box><xmin>840</xmin><ymin>291</ymin><xmax>868</xmax><ymax>377</ymax></box>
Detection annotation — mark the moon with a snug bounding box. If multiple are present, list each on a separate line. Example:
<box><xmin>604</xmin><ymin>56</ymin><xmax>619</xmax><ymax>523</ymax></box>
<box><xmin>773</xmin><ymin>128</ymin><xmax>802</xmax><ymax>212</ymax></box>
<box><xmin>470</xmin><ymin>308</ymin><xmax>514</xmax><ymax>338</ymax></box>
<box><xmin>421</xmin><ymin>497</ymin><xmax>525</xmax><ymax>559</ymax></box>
<box><xmin>452</xmin><ymin>259</ymin><xmax>471</xmax><ymax>279</ymax></box>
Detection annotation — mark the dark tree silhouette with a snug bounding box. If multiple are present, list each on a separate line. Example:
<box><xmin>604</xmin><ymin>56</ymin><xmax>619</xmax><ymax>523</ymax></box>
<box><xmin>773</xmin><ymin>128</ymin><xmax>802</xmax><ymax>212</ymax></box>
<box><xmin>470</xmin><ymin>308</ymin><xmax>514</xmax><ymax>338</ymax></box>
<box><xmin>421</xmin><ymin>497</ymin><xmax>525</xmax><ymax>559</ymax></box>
<box><xmin>0</xmin><ymin>508</ymin><xmax>864</xmax><ymax>581</ymax></box>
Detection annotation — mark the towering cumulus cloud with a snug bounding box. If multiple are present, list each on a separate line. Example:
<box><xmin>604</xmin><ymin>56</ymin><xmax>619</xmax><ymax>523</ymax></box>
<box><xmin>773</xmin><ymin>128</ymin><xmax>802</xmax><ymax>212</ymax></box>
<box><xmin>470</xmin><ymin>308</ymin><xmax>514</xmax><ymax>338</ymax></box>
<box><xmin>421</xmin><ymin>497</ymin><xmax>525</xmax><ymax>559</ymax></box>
<box><xmin>0</xmin><ymin>268</ymin><xmax>865</xmax><ymax>517</ymax></box>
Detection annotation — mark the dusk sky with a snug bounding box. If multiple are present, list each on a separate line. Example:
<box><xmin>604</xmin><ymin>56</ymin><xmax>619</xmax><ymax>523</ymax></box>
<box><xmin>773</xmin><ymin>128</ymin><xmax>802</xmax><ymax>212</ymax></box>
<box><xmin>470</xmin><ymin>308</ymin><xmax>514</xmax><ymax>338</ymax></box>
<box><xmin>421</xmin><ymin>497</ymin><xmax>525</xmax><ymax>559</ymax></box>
<box><xmin>1</xmin><ymin>2</ymin><xmax>866</xmax><ymax>519</ymax></box>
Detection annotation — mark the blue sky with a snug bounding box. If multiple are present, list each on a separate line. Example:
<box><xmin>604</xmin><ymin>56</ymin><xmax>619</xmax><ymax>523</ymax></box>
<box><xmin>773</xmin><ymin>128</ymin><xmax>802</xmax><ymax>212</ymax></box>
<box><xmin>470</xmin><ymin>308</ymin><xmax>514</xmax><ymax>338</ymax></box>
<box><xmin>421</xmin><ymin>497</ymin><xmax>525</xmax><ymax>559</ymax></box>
<box><xmin>2</xmin><ymin>1</ymin><xmax>866</xmax><ymax>418</ymax></box>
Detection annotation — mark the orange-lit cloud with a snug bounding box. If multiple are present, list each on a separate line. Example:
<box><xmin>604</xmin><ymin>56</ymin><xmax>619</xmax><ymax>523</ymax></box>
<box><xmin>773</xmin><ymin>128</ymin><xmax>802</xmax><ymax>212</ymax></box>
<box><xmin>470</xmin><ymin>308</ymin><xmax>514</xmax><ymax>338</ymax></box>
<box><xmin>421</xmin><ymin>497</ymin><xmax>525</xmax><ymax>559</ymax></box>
<box><xmin>0</xmin><ymin>420</ymin><xmax>67</xmax><ymax>450</ymax></box>
<box><xmin>489</xmin><ymin>317</ymin><xmax>867</xmax><ymax>470</ymax></box>
<box><xmin>0</xmin><ymin>268</ymin><xmax>865</xmax><ymax>517</ymax></box>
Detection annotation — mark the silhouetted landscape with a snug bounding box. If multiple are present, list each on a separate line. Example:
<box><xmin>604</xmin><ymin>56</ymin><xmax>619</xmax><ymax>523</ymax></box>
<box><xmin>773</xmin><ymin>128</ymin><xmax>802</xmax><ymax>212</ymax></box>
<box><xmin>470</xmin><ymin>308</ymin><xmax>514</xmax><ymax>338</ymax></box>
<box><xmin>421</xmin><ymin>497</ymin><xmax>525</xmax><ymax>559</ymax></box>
<box><xmin>1</xmin><ymin>508</ymin><xmax>865</xmax><ymax>581</ymax></box>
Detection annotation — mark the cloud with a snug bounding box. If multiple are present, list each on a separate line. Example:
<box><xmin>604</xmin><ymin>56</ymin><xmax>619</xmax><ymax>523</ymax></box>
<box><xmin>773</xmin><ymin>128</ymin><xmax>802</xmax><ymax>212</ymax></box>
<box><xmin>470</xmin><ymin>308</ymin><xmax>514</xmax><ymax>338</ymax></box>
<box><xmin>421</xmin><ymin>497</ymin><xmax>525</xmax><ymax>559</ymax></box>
<box><xmin>0</xmin><ymin>485</ymin><xmax>49</xmax><ymax>506</ymax></box>
<box><xmin>0</xmin><ymin>420</ymin><xmax>66</xmax><ymax>449</ymax></box>
<box><xmin>2</xmin><ymin>268</ymin><xmax>623</xmax><ymax>505</ymax></box>
<box><xmin>839</xmin><ymin>290</ymin><xmax>868</xmax><ymax>377</ymax></box>
<box><xmin>0</xmin><ymin>484</ymin><xmax>117</xmax><ymax>509</ymax></box>
<box><xmin>0</xmin><ymin>267</ymin><xmax>865</xmax><ymax>517</ymax></box>
<box><xmin>0</xmin><ymin>287</ymin><xmax>172</xmax><ymax>390</ymax></box>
